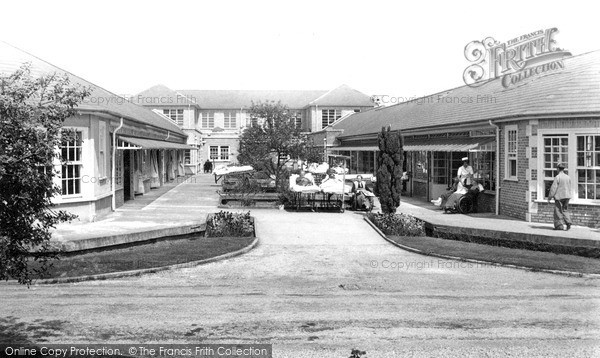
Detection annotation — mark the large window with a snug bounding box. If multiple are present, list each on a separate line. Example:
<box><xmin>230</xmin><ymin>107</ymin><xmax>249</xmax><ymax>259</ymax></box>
<box><xmin>99</xmin><ymin>121</ymin><xmax>106</xmax><ymax>178</ymax></box>
<box><xmin>60</xmin><ymin>130</ymin><xmax>83</xmax><ymax>196</ymax></box>
<box><xmin>163</xmin><ymin>109</ymin><xmax>184</xmax><ymax>126</ymax></box>
<box><xmin>184</xmin><ymin>150</ymin><xmax>191</xmax><ymax>165</ymax></box>
<box><xmin>576</xmin><ymin>135</ymin><xmax>600</xmax><ymax>200</ymax></box>
<box><xmin>292</xmin><ymin>112</ymin><xmax>302</xmax><ymax>129</ymax></box>
<box><xmin>220</xmin><ymin>146</ymin><xmax>229</xmax><ymax>160</ymax></box>
<box><xmin>224</xmin><ymin>112</ymin><xmax>236</xmax><ymax>129</ymax></box>
<box><xmin>471</xmin><ymin>151</ymin><xmax>495</xmax><ymax>190</ymax></box>
<box><xmin>542</xmin><ymin>135</ymin><xmax>569</xmax><ymax>198</ymax></box>
<box><xmin>505</xmin><ymin>126</ymin><xmax>518</xmax><ymax>179</ymax></box>
<box><xmin>432</xmin><ymin>152</ymin><xmax>448</xmax><ymax>185</ymax></box>
<box><xmin>322</xmin><ymin>109</ymin><xmax>341</xmax><ymax>128</ymax></box>
<box><xmin>358</xmin><ymin>151</ymin><xmax>375</xmax><ymax>173</ymax></box>
<box><xmin>209</xmin><ymin>146</ymin><xmax>230</xmax><ymax>161</ymax></box>
<box><xmin>209</xmin><ymin>146</ymin><xmax>219</xmax><ymax>160</ymax></box>
<box><xmin>115</xmin><ymin>149</ymin><xmax>123</xmax><ymax>187</ymax></box>
<box><xmin>201</xmin><ymin>112</ymin><xmax>215</xmax><ymax>129</ymax></box>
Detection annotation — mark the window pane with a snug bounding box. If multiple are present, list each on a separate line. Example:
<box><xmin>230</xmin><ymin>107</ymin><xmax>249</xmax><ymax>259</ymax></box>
<box><xmin>544</xmin><ymin>180</ymin><xmax>553</xmax><ymax>198</ymax></box>
<box><xmin>577</xmin><ymin>136</ymin><xmax>584</xmax><ymax>151</ymax></box>
<box><xmin>578</xmin><ymin>184</ymin><xmax>586</xmax><ymax>199</ymax></box>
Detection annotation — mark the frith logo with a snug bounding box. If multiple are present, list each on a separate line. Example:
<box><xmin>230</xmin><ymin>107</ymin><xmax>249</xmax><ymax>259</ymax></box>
<box><xmin>463</xmin><ymin>28</ymin><xmax>571</xmax><ymax>88</ymax></box>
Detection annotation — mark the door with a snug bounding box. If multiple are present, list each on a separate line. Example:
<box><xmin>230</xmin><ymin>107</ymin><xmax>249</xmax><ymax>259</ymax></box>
<box><xmin>123</xmin><ymin>151</ymin><xmax>132</xmax><ymax>200</ymax></box>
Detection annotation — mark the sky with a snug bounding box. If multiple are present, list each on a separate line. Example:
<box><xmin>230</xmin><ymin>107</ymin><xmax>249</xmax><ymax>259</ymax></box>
<box><xmin>1</xmin><ymin>0</ymin><xmax>597</xmax><ymax>100</ymax></box>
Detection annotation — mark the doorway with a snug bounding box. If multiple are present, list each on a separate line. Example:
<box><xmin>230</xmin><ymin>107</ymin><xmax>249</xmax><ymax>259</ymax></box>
<box><xmin>123</xmin><ymin>151</ymin><xmax>132</xmax><ymax>200</ymax></box>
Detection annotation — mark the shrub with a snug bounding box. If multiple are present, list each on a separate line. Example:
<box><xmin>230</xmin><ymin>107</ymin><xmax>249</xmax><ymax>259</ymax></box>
<box><xmin>206</xmin><ymin>211</ymin><xmax>254</xmax><ymax>237</ymax></box>
<box><xmin>231</xmin><ymin>178</ymin><xmax>260</xmax><ymax>206</ymax></box>
<box><xmin>367</xmin><ymin>212</ymin><xmax>425</xmax><ymax>237</ymax></box>
<box><xmin>375</xmin><ymin>126</ymin><xmax>403</xmax><ymax>213</ymax></box>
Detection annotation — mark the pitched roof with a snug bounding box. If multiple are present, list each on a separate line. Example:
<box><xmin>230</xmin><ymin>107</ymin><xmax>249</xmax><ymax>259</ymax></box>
<box><xmin>131</xmin><ymin>84</ymin><xmax>200</xmax><ymax>107</ymax></box>
<box><xmin>334</xmin><ymin>50</ymin><xmax>600</xmax><ymax>138</ymax></box>
<box><xmin>309</xmin><ymin>84</ymin><xmax>374</xmax><ymax>107</ymax></box>
<box><xmin>0</xmin><ymin>42</ymin><xmax>185</xmax><ymax>136</ymax></box>
<box><xmin>136</xmin><ymin>85</ymin><xmax>373</xmax><ymax>110</ymax></box>
<box><xmin>175</xmin><ymin>89</ymin><xmax>328</xmax><ymax>109</ymax></box>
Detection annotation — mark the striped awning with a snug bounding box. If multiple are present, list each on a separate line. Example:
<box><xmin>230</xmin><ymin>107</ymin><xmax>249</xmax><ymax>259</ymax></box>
<box><xmin>330</xmin><ymin>146</ymin><xmax>378</xmax><ymax>152</ymax></box>
<box><xmin>118</xmin><ymin>136</ymin><xmax>197</xmax><ymax>150</ymax></box>
<box><xmin>403</xmin><ymin>137</ymin><xmax>495</xmax><ymax>152</ymax></box>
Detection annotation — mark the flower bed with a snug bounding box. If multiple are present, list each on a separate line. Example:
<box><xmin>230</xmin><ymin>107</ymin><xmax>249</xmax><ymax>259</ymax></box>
<box><xmin>206</xmin><ymin>211</ymin><xmax>254</xmax><ymax>237</ymax></box>
<box><xmin>367</xmin><ymin>212</ymin><xmax>426</xmax><ymax>237</ymax></box>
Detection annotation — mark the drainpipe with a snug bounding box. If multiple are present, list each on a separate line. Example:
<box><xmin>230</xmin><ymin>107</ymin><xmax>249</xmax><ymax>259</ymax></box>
<box><xmin>111</xmin><ymin>117</ymin><xmax>124</xmax><ymax>211</ymax></box>
<box><xmin>489</xmin><ymin>119</ymin><xmax>500</xmax><ymax>215</ymax></box>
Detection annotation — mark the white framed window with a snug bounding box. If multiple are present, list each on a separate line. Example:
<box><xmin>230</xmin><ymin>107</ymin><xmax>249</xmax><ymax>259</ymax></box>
<box><xmin>471</xmin><ymin>150</ymin><xmax>495</xmax><ymax>190</ymax></box>
<box><xmin>220</xmin><ymin>146</ymin><xmax>229</xmax><ymax>160</ymax></box>
<box><xmin>542</xmin><ymin>135</ymin><xmax>569</xmax><ymax>199</ymax></box>
<box><xmin>201</xmin><ymin>112</ymin><xmax>215</xmax><ymax>129</ymax></box>
<box><xmin>163</xmin><ymin>109</ymin><xmax>184</xmax><ymax>126</ymax></box>
<box><xmin>184</xmin><ymin>150</ymin><xmax>191</xmax><ymax>165</ymax></box>
<box><xmin>98</xmin><ymin>121</ymin><xmax>107</xmax><ymax>178</ymax></box>
<box><xmin>209</xmin><ymin>146</ymin><xmax>219</xmax><ymax>160</ymax></box>
<box><xmin>209</xmin><ymin>146</ymin><xmax>230</xmax><ymax>161</ymax></box>
<box><xmin>576</xmin><ymin>135</ymin><xmax>600</xmax><ymax>200</ymax></box>
<box><xmin>432</xmin><ymin>151</ymin><xmax>448</xmax><ymax>185</ymax></box>
<box><xmin>114</xmin><ymin>147</ymin><xmax>123</xmax><ymax>187</ymax></box>
<box><xmin>505</xmin><ymin>125</ymin><xmax>518</xmax><ymax>180</ymax></box>
<box><xmin>60</xmin><ymin>129</ymin><xmax>84</xmax><ymax>196</ymax></box>
<box><xmin>249</xmin><ymin>116</ymin><xmax>258</xmax><ymax>128</ymax></box>
<box><xmin>292</xmin><ymin>112</ymin><xmax>302</xmax><ymax>129</ymax></box>
<box><xmin>224</xmin><ymin>112</ymin><xmax>237</xmax><ymax>129</ymax></box>
<box><xmin>322</xmin><ymin>109</ymin><xmax>341</xmax><ymax>129</ymax></box>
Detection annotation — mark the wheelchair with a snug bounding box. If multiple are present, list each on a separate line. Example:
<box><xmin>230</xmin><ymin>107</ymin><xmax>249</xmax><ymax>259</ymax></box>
<box><xmin>444</xmin><ymin>192</ymin><xmax>477</xmax><ymax>214</ymax></box>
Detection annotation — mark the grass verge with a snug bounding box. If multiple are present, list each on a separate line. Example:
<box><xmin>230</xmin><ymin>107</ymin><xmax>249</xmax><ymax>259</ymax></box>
<box><xmin>387</xmin><ymin>235</ymin><xmax>600</xmax><ymax>275</ymax></box>
<box><xmin>32</xmin><ymin>236</ymin><xmax>254</xmax><ymax>279</ymax></box>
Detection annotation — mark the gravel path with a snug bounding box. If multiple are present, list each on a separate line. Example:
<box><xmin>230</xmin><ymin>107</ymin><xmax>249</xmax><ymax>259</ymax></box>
<box><xmin>2</xmin><ymin>209</ymin><xmax>599</xmax><ymax>357</ymax></box>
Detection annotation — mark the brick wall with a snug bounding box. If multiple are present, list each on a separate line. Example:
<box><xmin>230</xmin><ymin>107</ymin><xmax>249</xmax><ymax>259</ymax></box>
<box><xmin>498</xmin><ymin>117</ymin><xmax>600</xmax><ymax>228</ymax></box>
<box><xmin>531</xmin><ymin>202</ymin><xmax>600</xmax><ymax>228</ymax></box>
<box><xmin>498</xmin><ymin>121</ymin><xmax>529</xmax><ymax>220</ymax></box>
<box><xmin>476</xmin><ymin>192</ymin><xmax>495</xmax><ymax>213</ymax></box>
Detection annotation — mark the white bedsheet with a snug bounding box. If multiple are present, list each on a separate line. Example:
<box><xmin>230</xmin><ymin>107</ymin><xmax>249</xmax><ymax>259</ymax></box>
<box><xmin>320</xmin><ymin>180</ymin><xmax>353</xmax><ymax>194</ymax></box>
<box><xmin>213</xmin><ymin>165</ymin><xmax>254</xmax><ymax>176</ymax></box>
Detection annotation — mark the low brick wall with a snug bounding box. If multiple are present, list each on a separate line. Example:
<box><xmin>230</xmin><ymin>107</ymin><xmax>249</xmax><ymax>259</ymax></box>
<box><xmin>476</xmin><ymin>192</ymin><xmax>495</xmax><ymax>213</ymax></box>
<box><xmin>531</xmin><ymin>202</ymin><xmax>600</xmax><ymax>228</ymax></box>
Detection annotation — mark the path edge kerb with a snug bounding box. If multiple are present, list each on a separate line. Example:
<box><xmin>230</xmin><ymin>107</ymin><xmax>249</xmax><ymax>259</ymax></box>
<box><xmin>363</xmin><ymin>217</ymin><xmax>600</xmax><ymax>279</ymax></box>
<box><xmin>34</xmin><ymin>237</ymin><xmax>259</xmax><ymax>285</ymax></box>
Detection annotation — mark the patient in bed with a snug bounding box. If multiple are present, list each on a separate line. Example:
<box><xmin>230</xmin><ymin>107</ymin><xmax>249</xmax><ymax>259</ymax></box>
<box><xmin>295</xmin><ymin>170</ymin><xmax>315</xmax><ymax>186</ymax></box>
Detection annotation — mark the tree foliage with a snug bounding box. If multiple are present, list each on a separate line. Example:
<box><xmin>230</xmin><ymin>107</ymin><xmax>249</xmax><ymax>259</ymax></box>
<box><xmin>237</xmin><ymin>101</ymin><xmax>315</xmax><ymax>188</ymax></box>
<box><xmin>0</xmin><ymin>64</ymin><xmax>90</xmax><ymax>285</ymax></box>
<box><xmin>375</xmin><ymin>126</ymin><xmax>404</xmax><ymax>213</ymax></box>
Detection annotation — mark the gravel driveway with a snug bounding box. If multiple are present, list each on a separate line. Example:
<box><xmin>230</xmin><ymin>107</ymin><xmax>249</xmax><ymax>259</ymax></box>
<box><xmin>1</xmin><ymin>210</ymin><xmax>599</xmax><ymax>357</ymax></box>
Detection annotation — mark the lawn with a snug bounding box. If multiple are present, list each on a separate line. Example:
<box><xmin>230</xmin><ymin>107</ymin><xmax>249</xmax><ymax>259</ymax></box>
<box><xmin>387</xmin><ymin>235</ymin><xmax>600</xmax><ymax>275</ymax></box>
<box><xmin>31</xmin><ymin>235</ymin><xmax>255</xmax><ymax>279</ymax></box>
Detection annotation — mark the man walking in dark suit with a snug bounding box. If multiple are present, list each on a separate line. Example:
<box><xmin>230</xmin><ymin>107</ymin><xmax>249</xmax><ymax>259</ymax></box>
<box><xmin>547</xmin><ymin>163</ymin><xmax>572</xmax><ymax>231</ymax></box>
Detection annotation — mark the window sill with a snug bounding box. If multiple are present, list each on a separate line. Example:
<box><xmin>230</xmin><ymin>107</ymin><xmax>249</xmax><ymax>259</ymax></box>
<box><xmin>60</xmin><ymin>195</ymin><xmax>84</xmax><ymax>200</ymax></box>
<box><xmin>534</xmin><ymin>199</ymin><xmax>600</xmax><ymax>206</ymax></box>
<box><xmin>503</xmin><ymin>178</ymin><xmax>518</xmax><ymax>182</ymax></box>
